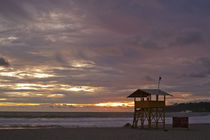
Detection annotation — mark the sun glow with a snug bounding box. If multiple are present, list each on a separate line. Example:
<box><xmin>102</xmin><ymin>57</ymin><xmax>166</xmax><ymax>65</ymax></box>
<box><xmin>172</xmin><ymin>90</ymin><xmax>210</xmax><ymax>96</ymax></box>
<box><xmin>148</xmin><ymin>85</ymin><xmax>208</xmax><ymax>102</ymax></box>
<box><xmin>0</xmin><ymin>36</ymin><xmax>18</xmax><ymax>45</ymax></box>
<box><xmin>53</xmin><ymin>102</ymin><xmax>134</xmax><ymax>108</ymax></box>
<box><xmin>65</xmin><ymin>86</ymin><xmax>95</xmax><ymax>92</ymax></box>
<box><xmin>71</xmin><ymin>60</ymin><xmax>95</xmax><ymax>68</ymax></box>
<box><xmin>4</xmin><ymin>92</ymin><xmax>65</xmax><ymax>98</ymax></box>
<box><xmin>0</xmin><ymin>101</ymin><xmax>135</xmax><ymax>111</ymax></box>
<box><xmin>14</xmin><ymin>83</ymin><xmax>39</xmax><ymax>90</ymax></box>
<box><xmin>0</xmin><ymin>67</ymin><xmax>55</xmax><ymax>79</ymax></box>
<box><xmin>0</xmin><ymin>102</ymin><xmax>40</xmax><ymax>106</ymax></box>
<box><xmin>0</xmin><ymin>71</ymin><xmax>17</xmax><ymax>77</ymax></box>
<box><xmin>33</xmin><ymin>72</ymin><xmax>55</xmax><ymax>78</ymax></box>
<box><xmin>0</xmin><ymin>81</ymin><xmax>98</xmax><ymax>93</ymax></box>
<box><xmin>6</xmin><ymin>92</ymin><xmax>31</xmax><ymax>97</ymax></box>
<box><xmin>47</xmin><ymin>94</ymin><xmax>64</xmax><ymax>98</ymax></box>
<box><xmin>95</xmin><ymin>102</ymin><xmax>133</xmax><ymax>107</ymax></box>
<box><xmin>0</xmin><ymin>67</ymin><xmax>6</xmax><ymax>70</ymax></box>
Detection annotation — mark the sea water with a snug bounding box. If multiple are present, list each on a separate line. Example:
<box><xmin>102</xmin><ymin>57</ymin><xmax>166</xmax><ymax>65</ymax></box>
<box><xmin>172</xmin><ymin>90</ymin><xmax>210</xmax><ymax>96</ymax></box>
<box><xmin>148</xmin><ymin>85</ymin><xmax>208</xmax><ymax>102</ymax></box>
<box><xmin>0</xmin><ymin>114</ymin><xmax>210</xmax><ymax>129</ymax></box>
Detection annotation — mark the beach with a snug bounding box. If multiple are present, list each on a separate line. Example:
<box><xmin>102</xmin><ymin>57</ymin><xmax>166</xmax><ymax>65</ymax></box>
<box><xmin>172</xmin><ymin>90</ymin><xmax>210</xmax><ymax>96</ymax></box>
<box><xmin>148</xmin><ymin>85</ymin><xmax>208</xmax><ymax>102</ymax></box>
<box><xmin>0</xmin><ymin>124</ymin><xmax>209</xmax><ymax>140</ymax></box>
<box><xmin>0</xmin><ymin>112</ymin><xmax>210</xmax><ymax>140</ymax></box>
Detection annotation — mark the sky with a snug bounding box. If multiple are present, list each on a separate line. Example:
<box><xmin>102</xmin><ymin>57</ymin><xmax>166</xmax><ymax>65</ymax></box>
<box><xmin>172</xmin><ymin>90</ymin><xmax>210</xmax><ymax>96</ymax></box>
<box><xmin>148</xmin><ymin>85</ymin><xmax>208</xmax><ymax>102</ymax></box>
<box><xmin>0</xmin><ymin>0</ymin><xmax>210</xmax><ymax>112</ymax></box>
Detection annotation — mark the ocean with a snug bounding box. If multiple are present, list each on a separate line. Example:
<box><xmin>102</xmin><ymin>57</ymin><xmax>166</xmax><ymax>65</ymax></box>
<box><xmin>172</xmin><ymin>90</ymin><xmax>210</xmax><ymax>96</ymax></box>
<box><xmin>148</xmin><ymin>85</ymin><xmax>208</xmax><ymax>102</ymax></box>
<box><xmin>0</xmin><ymin>112</ymin><xmax>209</xmax><ymax>129</ymax></box>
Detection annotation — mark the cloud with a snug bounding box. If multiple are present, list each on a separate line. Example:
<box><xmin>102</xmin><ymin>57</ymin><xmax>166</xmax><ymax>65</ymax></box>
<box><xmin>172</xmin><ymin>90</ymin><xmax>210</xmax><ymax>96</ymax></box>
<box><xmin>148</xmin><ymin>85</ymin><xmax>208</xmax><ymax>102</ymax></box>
<box><xmin>182</xmin><ymin>57</ymin><xmax>210</xmax><ymax>78</ymax></box>
<box><xmin>0</xmin><ymin>57</ymin><xmax>10</xmax><ymax>67</ymax></box>
<box><xmin>172</xmin><ymin>30</ymin><xmax>203</xmax><ymax>46</ymax></box>
<box><xmin>54</xmin><ymin>53</ymin><xmax>68</xmax><ymax>65</ymax></box>
<box><xmin>0</xmin><ymin>0</ymin><xmax>210</xmax><ymax>111</ymax></box>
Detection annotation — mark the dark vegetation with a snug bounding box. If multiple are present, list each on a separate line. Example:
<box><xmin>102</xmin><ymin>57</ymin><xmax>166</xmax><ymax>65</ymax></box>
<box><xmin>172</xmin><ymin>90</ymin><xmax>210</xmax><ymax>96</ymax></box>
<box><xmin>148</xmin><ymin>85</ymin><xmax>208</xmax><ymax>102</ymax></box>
<box><xmin>166</xmin><ymin>102</ymin><xmax>210</xmax><ymax>112</ymax></box>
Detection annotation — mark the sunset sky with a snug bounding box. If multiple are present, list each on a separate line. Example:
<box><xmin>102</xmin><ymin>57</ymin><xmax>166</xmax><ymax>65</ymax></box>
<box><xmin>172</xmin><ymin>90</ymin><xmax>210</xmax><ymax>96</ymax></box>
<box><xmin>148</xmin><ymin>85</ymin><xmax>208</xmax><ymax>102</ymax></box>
<box><xmin>0</xmin><ymin>0</ymin><xmax>210</xmax><ymax>112</ymax></box>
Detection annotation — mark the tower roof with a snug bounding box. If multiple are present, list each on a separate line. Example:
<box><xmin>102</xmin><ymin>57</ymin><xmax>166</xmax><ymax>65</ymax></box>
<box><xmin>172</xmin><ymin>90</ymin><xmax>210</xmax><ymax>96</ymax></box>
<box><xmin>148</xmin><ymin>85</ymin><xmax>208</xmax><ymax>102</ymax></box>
<box><xmin>127</xmin><ymin>89</ymin><xmax>171</xmax><ymax>98</ymax></box>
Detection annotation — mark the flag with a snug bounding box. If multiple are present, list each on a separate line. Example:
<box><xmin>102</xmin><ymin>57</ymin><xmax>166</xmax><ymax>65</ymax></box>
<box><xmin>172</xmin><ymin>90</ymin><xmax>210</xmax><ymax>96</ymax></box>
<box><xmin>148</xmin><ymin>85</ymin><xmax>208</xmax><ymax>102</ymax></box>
<box><xmin>159</xmin><ymin>76</ymin><xmax>162</xmax><ymax>81</ymax></box>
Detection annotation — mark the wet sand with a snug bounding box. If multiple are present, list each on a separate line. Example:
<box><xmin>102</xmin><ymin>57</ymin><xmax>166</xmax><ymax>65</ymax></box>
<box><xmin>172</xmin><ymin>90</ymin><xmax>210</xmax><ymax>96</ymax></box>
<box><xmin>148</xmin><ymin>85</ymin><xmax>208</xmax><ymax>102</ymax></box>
<box><xmin>0</xmin><ymin>124</ymin><xmax>209</xmax><ymax>140</ymax></box>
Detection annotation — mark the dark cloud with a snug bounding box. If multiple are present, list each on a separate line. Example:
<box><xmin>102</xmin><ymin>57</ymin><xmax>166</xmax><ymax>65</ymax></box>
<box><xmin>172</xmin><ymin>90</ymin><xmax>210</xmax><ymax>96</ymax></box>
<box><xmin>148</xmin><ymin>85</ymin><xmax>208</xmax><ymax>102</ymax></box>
<box><xmin>0</xmin><ymin>0</ymin><xmax>30</xmax><ymax>21</ymax></box>
<box><xmin>173</xmin><ymin>31</ymin><xmax>203</xmax><ymax>46</ymax></box>
<box><xmin>54</xmin><ymin>53</ymin><xmax>68</xmax><ymax>65</ymax></box>
<box><xmin>188</xmin><ymin>73</ymin><xmax>207</xmax><ymax>78</ymax></box>
<box><xmin>0</xmin><ymin>57</ymin><xmax>10</xmax><ymax>67</ymax></box>
<box><xmin>199</xmin><ymin>57</ymin><xmax>210</xmax><ymax>67</ymax></box>
<box><xmin>143</xmin><ymin>76</ymin><xmax>154</xmax><ymax>82</ymax></box>
<box><xmin>185</xmin><ymin>57</ymin><xmax>210</xmax><ymax>78</ymax></box>
<box><xmin>0</xmin><ymin>0</ymin><xmax>210</xmax><ymax>110</ymax></box>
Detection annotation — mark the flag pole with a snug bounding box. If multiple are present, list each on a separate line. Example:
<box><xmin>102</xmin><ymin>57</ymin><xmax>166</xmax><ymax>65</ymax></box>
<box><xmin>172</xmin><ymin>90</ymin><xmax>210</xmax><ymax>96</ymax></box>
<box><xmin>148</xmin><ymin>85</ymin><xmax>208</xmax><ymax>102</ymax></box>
<box><xmin>158</xmin><ymin>76</ymin><xmax>161</xmax><ymax>89</ymax></box>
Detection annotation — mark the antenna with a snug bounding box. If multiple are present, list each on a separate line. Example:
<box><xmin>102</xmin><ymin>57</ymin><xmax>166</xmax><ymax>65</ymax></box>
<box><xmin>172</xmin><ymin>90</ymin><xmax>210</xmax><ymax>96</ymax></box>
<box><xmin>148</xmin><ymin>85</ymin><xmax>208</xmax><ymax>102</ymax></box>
<box><xmin>158</xmin><ymin>76</ymin><xmax>162</xmax><ymax>89</ymax></box>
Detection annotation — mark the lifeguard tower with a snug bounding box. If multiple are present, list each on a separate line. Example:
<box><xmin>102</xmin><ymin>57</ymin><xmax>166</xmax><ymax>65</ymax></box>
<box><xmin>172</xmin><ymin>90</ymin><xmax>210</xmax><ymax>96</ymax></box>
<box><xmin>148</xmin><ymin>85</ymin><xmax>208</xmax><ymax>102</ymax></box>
<box><xmin>127</xmin><ymin>89</ymin><xmax>171</xmax><ymax>128</ymax></box>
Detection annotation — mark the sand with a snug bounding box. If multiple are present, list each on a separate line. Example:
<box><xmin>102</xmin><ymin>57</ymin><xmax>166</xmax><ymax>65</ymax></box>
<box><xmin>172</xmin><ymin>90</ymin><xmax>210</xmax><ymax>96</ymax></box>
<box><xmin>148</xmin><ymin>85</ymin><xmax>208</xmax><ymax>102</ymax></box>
<box><xmin>0</xmin><ymin>124</ymin><xmax>209</xmax><ymax>140</ymax></box>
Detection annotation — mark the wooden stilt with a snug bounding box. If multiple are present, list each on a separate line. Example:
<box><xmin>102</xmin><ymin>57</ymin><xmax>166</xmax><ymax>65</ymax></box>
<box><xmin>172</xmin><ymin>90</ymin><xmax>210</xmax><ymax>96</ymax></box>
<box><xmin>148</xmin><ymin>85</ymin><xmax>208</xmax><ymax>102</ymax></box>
<box><xmin>163</xmin><ymin>107</ymin><xmax>165</xmax><ymax>128</ymax></box>
<box><xmin>163</xmin><ymin>95</ymin><xmax>166</xmax><ymax>128</ymax></box>
<box><xmin>156</xmin><ymin>108</ymin><xmax>159</xmax><ymax>128</ymax></box>
<box><xmin>148</xmin><ymin>108</ymin><xmax>151</xmax><ymax>128</ymax></box>
<box><xmin>133</xmin><ymin>110</ymin><xmax>136</xmax><ymax>128</ymax></box>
